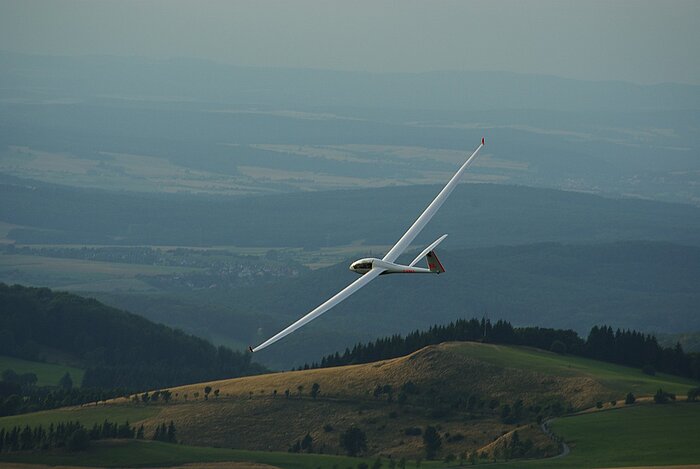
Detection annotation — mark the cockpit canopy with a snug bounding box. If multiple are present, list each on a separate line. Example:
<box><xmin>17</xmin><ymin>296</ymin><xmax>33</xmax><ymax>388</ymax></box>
<box><xmin>352</xmin><ymin>261</ymin><xmax>373</xmax><ymax>270</ymax></box>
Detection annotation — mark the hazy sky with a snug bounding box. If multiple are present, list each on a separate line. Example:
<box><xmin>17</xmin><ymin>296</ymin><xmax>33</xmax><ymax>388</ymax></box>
<box><xmin>1</xmin><ymin>0</ymin><xmax>699</xmax><ymax>85</ymax></box>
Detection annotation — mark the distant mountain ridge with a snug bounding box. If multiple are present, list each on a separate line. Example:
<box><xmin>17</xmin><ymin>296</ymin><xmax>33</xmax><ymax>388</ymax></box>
<box><xmin>2</xmin><ymin>51</ymin><xmax>699</xmax><ymax>111</ymax></box>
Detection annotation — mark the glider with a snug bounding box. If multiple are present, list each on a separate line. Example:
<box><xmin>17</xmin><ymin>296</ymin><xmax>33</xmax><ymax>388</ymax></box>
<box><xmin>250</xmin><ymin>138</ymin><xmax>485</xmax><ymax>352</ymax></box>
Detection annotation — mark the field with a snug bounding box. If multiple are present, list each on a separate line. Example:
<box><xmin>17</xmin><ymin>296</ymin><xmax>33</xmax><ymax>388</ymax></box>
<box><xmin>490</xmin><ymin>403</ymin><xmax>700</xmax><ymax>468</ymax></box>
<box><xmin>449</xmin><ymin>342</ymin><xmax>698</xmax><ymax>396</ymax></box>
<box><xmin>0</xmin><ymin>143</ymin><xmax>525</xmax><ymax>197</ymax></box>
<box><xmin>0</xmin><ymin>253</ymin><xmax>205</xmax><ymax>292</ymax></box>
<box><xmin>0</xmin><ymin>355</ymin><xmax>84</xmax><ymax>387</ymax></box>
<box><xmin>0</xmin><ymin>405</ymin><xmax>159</xmax><ymax>432</ymax></box>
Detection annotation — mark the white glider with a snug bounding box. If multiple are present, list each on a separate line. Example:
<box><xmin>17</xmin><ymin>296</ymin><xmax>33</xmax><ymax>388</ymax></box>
<box><xmin>250</xmin><ymin>138</ymin><xmax>485</xmax><ymax>352</ymax></box>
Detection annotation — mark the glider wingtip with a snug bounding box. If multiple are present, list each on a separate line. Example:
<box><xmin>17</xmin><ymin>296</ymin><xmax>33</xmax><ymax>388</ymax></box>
<box><xmin>248</xmin><ymin>345</ymin><xmax>254</xmax><ymax>353</ymax></box>
<box><xmin>481</xmin><ymin>137</ymin><xmax>485</xmax><ymax>145</ymax></box>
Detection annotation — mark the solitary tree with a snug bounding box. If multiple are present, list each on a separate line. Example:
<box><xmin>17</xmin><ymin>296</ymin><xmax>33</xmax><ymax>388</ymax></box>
<box><xmin>654</xmin><ymin>388</ymin><xmax>675</xmax><ymax>404</ymax></box>
<box><xmin>167</xmin><ymin>421</ymin><xmax>177</xmax><ymax>443</ymax></box>
<box><xmin>59</xmin><ymin>372</ymin><xmax>73</xmax><ymax>390</ymax></box>
<box><xmin>340</xmin><ymin>426</ymin><xmax>367</xmax><ymax>456</ymax></box>
<box><xmin>423</xmin><ymin>426</ymin><xmax>442</xmax><ymax>459</ymax></box>
<box><xmin>625</xmin><ymin>392</ymin><xmax>636</xmax><ymax>405</ymax></box>
<box><xmin>297</xmin><ymin>385</ymin><xmax>304</xmax><ymax>397</ymax></box>
<box><xmin>301</xmin><ymin>432</ymin><xmax>313</xmax><ymax>452</ymax></box>
<box><xmin>311</xmin><ymin>383</ymin><xmax>320</xmax><ymax>399</ymax></box>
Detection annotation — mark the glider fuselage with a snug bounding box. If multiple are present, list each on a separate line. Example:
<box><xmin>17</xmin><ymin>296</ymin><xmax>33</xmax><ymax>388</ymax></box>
<box><xmin>349</xmin><ymin>258</ymin><xmax>435</xmax><ymax>275</ymax></box>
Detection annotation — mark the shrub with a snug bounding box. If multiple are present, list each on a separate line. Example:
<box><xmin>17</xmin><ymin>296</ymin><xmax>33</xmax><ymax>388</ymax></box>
<box><xmin>654</xmin><ymin>388</ymin><xmax>676</xmax><ymax>404</ymax></box>
<box><xmin>340</xmin><ymin>427</ymin><xmax>367</xmax><ymax>456</ymax></box>
<box><xmin>625</xmin><ymin>392</ymin><xmax>636</xmax><ymax>405</ymax></box>
<box><xmin>550</xmin><ymin>340</ymin><xmax>566</xmax><ymax>354</ymax></box>
<box><xmin>423</xmin><ymin>426</ymin><xmax>442</xmax><ymax>459</ymax></box>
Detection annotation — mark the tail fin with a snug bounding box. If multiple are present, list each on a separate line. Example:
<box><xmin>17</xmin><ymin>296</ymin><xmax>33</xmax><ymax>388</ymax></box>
<box><xmin>426</xmin><ymin>251</ymin><xmax>445</xmax><ymax>273</ymax></box>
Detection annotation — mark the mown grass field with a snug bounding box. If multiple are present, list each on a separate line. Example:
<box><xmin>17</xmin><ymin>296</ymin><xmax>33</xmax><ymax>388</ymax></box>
<box><xmin>490</xmin><ymin>402</ymin><xmax>700</xmax><ymax>468</ymax></box>
<box><xmin>0</xmin><ymin>405</ymin><xmax>160</xmax><ymax>432</ymax></box>
<box><xmin>0</xmin><ymin>355</ymin><xmax>84</xmax><ymax>387</ymax></box>
<box><xmin>450</xmin><ymin>342</ymin><xmax>698</xmax><ymax>396</ymax></box>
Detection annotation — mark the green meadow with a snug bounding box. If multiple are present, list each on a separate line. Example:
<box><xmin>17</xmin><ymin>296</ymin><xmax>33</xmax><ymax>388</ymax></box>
<box><xmin>486</xmin><ymin>403</ymin><xmax>700</xmax><ymax>468</ymax></box>
<box><xmin>0</xmin><ymin>355</ymin><xmax>84</xmax><ymax>388</ymax></box>
<box><xmin>0</xmin><ymin>405</ymin><xmax>159</xmax><ymax>432</ymax></box>
<box><xmin>451</xmin><ymin>342</ymin><xmax>698</xmax><ymax>396</ymax></box>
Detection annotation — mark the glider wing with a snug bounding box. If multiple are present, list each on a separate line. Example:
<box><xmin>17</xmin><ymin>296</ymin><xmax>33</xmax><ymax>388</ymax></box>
<box><xmin>251</xmin><ymin>267</ymin><xmax>385</xmax><ymax>352</ymax></box>
<box><xmin>382</xmin><ymin>140</ymin><xmax>483</xmax><ymax>263</ymax></box>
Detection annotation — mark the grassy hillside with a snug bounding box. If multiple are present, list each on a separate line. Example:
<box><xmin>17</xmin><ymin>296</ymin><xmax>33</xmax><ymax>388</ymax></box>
<box><xmin>0</xmin><ymin>355</ymin><xmax>84</xmax><ymax>388</ymax></box>
<box><xmin>448</xmin><ymin>343</ymin><xmax>697</xmax><ymax>396</ymax></box>
<box><xmin>1</xmin><ymin>341</ymin><xmax>697</xmax><ymax>467</ymax></box>
<box><xmin>548</xmin><ymin>404</ymin><xmax>700</xmax><ymax>468</ymax></box>
<box><xmin>3</xmin><ymin>342</ymin><xmax>695</xmax><ymax>462</ymax></box>
<box><xmin>488</xmin><ymin>404</ymin><xmax>700</xmax><ymax>468</ymax></box>
<box><xmin>0</xmin><ymin>405</ymin><xmax>157</xmax><ymax>432</ymax></box>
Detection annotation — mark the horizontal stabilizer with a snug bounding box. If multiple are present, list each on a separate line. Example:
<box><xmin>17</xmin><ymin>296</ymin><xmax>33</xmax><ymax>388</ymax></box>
<box><xmin>409</xmin><ymin>234</ymin><xmax>448</xmax><ymax>267</ymax></box>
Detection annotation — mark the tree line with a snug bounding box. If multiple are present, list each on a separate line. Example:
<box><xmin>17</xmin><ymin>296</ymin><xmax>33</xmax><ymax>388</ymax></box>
<box><xmin>307</xmin><ymin>318</ymin><xmax>700</xmax><ymax>380</ymax></box>
<box><xmin>0</xmin><ymin>419</ymin><xmax>177</xmax><ymax>453</ymax></box>
<box><xmin>0</xmin><ymin>283</ymin><xmax>266</xmax><ymax>390</ymax></box>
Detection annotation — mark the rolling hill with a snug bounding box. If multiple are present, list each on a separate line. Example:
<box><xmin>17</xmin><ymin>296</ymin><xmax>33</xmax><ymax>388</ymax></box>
<box><xmin>0</xmin><ymin>283</ymin><xmax>264</xmax><ymax>391</ymax></box>
<box><xmin>2</xmin><ymin>341</ymin><xmax>696</xmax><ymax>465</ymax></box>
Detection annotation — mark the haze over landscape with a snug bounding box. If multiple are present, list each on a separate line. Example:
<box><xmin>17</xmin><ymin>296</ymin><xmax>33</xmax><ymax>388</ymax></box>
<box><xmin>0</xmin><ymin>1</ymin><xmax>699</xmax><ymax>468</ymax></box>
